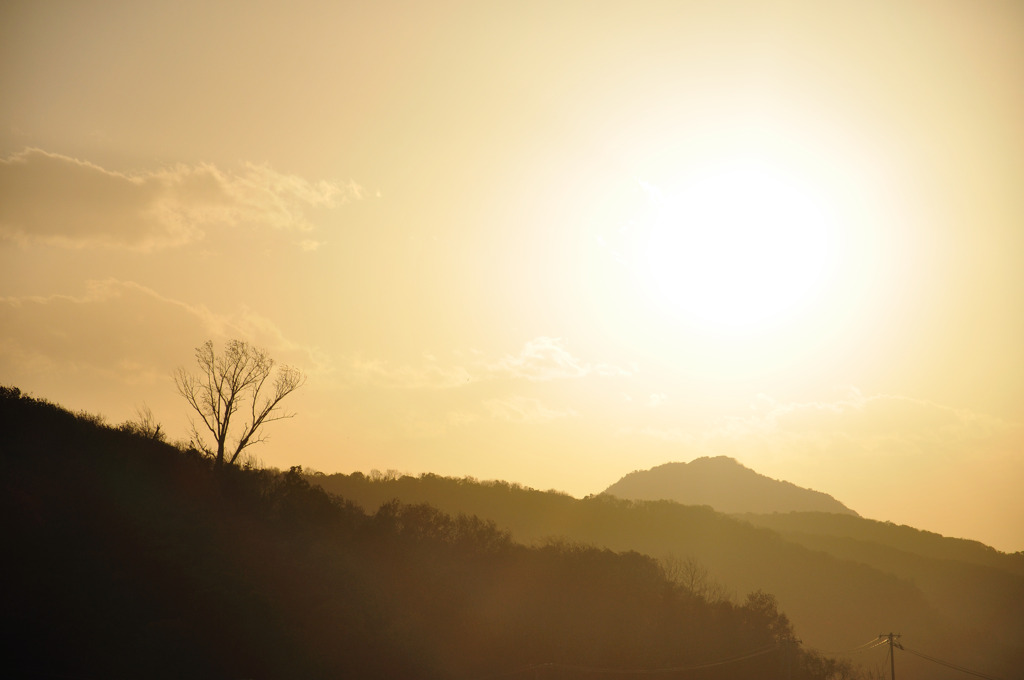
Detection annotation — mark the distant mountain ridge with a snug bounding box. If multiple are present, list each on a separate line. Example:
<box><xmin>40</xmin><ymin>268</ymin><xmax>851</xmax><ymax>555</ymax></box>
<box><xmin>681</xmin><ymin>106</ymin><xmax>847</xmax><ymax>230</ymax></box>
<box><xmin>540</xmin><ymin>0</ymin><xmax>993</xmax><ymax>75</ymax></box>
<box><xmin>603</xmin><ymin>456</ymin><xmax>858</xmax><ymax>516</ymax></box>
<box><xmin>310</xmin><ymin>469</ymin><xmax>1024</xmax><ymax>678</ymax></box>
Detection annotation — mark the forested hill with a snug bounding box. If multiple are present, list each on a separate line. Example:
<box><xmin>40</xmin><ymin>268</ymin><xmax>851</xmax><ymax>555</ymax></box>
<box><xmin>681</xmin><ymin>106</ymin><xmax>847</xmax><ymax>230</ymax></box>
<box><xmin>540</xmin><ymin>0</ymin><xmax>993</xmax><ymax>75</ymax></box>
<box><xmin>312</xmin><ymin>470</ymin><xmax>1024</xmax><ymax>680</ymax></box>
<box><xmin>735</xmin><ymin>511</ymin><xmax>1024</xmax><ymax>577</ymax></box>
<box><xmin>1</xmin><ymin>386</ymin><xmax>848</xmax><ymax>680</ymax></box>
<box><xmin>604</xmin><ymin>457</ymin><xmax>857</xmax><ymax>516</ymax></box>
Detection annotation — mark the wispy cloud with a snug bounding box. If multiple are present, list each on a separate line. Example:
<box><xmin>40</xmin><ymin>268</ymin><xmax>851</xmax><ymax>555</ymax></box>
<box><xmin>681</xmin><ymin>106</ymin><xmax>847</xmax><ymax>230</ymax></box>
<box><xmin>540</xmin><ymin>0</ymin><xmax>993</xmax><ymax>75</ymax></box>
<box><xmin>345</xmin><ymin>336</ymin><xmax>633</xmax><ymax>389</ymax></box>
<box><xmin>0</xmin><ymin>148</ymin><xmax>362</xmax><ymax>250</ymax></box>
<box><xmin>489</xmin><ymin>336</ymin><xmax>632</xmax><ymax>381</ymax></box>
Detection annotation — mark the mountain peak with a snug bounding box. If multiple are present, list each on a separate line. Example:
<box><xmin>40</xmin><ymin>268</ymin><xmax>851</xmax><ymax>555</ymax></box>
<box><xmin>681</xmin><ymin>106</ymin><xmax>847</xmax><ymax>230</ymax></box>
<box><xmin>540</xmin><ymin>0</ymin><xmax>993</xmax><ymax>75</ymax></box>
<box><xmin>603</xmin><ymin>457</ymin><xmax>858</xmax><ymax>516</ymax></box>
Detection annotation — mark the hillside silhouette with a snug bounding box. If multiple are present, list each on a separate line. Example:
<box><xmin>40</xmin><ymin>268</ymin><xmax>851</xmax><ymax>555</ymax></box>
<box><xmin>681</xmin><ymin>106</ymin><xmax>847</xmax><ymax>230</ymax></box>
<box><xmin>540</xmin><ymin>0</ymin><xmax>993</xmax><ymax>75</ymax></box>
<box><xmin>1</xmin><ymin>386</ymin><xmax>851</xmax><ymax>680</ymax></box>
<box><xmin>313</xmin><ymin>470</ymin><xmax>1024</xmax><ymax>680</ymax></box>
<box><xmin>736</xmin><ymin>511</ymin><xmax>1024</xmax><ymax>659</ymax></box>
<box><xmin>604</xmin><ymin>457</ymin><xmax>858</xmax><ymax>516</ymax></box>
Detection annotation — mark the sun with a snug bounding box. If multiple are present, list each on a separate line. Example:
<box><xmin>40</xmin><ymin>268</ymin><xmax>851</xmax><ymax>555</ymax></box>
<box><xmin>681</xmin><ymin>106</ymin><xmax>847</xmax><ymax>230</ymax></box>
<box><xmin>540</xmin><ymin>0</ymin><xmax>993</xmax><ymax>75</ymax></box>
<box><xmin>638</xmin><ymin>158</ymin><xmax>835</xmax><ymax>333</ymax></box>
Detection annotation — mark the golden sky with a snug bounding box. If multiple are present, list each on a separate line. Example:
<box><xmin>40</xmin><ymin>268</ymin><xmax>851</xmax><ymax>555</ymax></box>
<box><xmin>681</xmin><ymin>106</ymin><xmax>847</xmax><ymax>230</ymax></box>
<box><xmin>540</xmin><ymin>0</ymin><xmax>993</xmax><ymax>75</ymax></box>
<box><xmin>2</xmin><ymin>0</ymin><xmax>1022</xmax><ymax>552</ymax></box>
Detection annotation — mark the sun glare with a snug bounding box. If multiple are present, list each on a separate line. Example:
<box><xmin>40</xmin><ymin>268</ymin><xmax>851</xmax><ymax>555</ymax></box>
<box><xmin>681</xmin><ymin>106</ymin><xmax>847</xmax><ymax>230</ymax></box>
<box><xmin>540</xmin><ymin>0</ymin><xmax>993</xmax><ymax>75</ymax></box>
<box><xmin>639</xmin><ymin>159</ymin><xmax>834</xmax><ymax>333</ymax></box>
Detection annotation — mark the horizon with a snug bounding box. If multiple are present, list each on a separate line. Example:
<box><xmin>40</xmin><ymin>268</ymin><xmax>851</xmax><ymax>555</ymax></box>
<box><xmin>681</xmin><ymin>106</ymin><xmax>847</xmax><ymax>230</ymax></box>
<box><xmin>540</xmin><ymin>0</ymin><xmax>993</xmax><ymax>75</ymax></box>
<box><xmin>2</xmin><ymin>1</ymin><xmax>1022</xmax><ymax>553</ymax></box>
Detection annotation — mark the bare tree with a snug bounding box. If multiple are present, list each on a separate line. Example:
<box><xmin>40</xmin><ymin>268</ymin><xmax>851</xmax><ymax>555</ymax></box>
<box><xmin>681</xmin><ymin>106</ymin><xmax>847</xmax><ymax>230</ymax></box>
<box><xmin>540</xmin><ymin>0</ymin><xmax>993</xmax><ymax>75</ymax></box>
<box><xmin>174</xmin><ymin>339</ymin><xmax>305</xmax><ymax>467</ymax></box>
<box><xmin>119</xmin><ymin>403</ymin><xmax>165</xmax><ymax>442</ymax></box>
<box><xmin>660</xmin><ymin>554</ymin><xmax>730</xmax><ymax>603</ymax></box>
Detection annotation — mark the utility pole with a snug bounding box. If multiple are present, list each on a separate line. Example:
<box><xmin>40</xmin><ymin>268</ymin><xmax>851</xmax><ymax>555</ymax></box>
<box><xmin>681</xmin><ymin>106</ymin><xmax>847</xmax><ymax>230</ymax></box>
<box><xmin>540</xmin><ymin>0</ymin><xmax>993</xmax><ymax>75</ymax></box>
<box><xmin>879</xmin><ymin>633</ymin><xmax>902</xmax><ymax>680</ymax></box>
<box><xmin>781</xmin><ymin>638</ymin><xmax>800</xmax><ymax>680</ymax></box>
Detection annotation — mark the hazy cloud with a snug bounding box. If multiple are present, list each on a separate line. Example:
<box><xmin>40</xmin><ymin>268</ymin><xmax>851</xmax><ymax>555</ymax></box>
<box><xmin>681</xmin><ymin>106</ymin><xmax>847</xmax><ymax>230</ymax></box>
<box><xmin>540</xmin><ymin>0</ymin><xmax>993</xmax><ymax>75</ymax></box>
<box><xmin>0</xmin><ymin>148</ymin><xmax>361</xmax><ymax>250</ymax></box>
<box><xmin>623</xmin><ymin>390</ymin><xmax>1024</xmax><ymax>547</ymax></box>
<box><xmin>627</xmin><ymin>389</ymin><xmax>1022</xmax><ymax>474</ymax></box>
<box><xmin>706</xmin><ymin>390</ymin><xmax>1020</xmax><ymax>460</ymax></box>
<box><xmin>484</xmin><ymin>396</ymin><xmax>576</xmax><ymax>424</ymax></box>
<box><xmin>626</xmin><ymin>425</ymin><xmax>696</xmax><ymax>445</ymax></box>
<box><xmin>346</xmin><ymin>357</ymin><xmax>474</xmax><ymax>390</ymax></box>
<box><xmin>1</xmin><ymin>281</ymin><xmax>198</xmax><ymax>387</ymax></box>
<box><xmin>698</xmin><ymin>391</ymin><xmax>1024</xmax><ymax>548</ymax></box>
<box><xmin>0</xmin><ymin>279</ymin><xmax>326</xmax><ymax>385</ymax></box>
<box><xmin>345</xmin><ymin>336</ymin><xmax>632</xmax><ymax>389</ymax></box>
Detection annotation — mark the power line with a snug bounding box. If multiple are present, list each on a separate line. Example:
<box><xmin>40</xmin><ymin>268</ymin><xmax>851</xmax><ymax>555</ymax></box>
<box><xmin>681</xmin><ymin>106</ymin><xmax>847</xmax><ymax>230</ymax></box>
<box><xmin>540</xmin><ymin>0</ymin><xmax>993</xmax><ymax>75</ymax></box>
<box><xmin>481</xmin><ymin>632</ymin><xmax>1010</xmax><ymax>680</ymax></box>
<box><xmin>899</xmin><ymin>645</ymin><xmax>1006</xmax><ymax>680</ymax></box>
<box><xmin>483</xmin><ymin>644</ymin><xmax>778</xmax><ymax>678</ymax></box>
<box><xmin>807</xmin><ymin>637</ymin><xmax>888</xmax><ymax>656</ymax></box>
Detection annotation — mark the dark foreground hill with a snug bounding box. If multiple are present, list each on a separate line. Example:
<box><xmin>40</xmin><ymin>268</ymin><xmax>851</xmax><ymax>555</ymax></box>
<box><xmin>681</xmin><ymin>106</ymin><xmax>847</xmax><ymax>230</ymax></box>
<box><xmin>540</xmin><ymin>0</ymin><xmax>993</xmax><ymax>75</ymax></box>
<box><xmin>604</xmin><ymin>456</ymin><xmax>857</xmax><ymax>516</ymax></box>
<box><xmin>312</xmin><ymin>470</ymin><xmax>1024</xmax><ymax>680</ymax></box>
<box><xmin>1</xmin><ymin>386</ymin><xmax>848</xmax><ymax>680</ymax></box>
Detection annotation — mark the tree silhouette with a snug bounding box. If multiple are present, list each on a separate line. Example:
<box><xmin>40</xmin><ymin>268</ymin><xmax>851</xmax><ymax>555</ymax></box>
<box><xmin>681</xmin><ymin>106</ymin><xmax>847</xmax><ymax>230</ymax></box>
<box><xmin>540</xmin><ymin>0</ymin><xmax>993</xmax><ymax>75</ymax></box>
<box><xmin>174</xmin><ymin>339</ymin><xmax>304</xmax><ymax>467</ymax></box>
<box><xmin>118</xmin><ymin>403</ymin><xmax>166</xmax><ymax>441</ymax></box>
